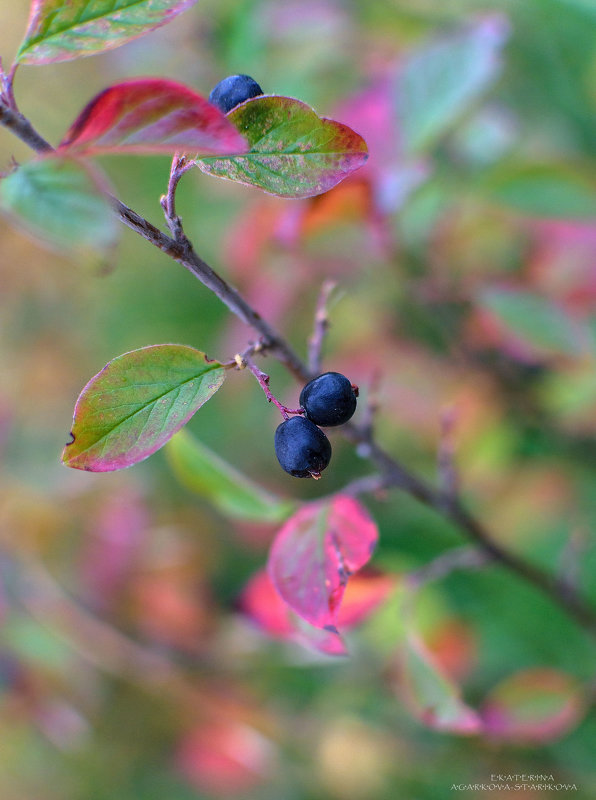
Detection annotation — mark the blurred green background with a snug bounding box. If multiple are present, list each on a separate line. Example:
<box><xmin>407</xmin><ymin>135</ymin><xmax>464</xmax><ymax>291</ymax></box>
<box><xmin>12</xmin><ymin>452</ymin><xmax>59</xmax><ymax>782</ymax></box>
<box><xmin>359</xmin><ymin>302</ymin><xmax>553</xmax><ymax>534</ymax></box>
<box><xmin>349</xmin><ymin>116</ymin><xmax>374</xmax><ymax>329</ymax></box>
<box><xmin>1</xmin><ymin>0</ymin><xmax>596</xmax><ymax>797</ymax></box>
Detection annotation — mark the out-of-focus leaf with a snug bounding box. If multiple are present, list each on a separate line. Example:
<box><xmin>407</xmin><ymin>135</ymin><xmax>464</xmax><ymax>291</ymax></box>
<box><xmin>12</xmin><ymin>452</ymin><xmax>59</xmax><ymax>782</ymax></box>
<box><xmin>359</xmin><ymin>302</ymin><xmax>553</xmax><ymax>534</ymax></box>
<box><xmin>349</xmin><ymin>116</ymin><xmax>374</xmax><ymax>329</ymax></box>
<box><xmin>335</xmin><ymin>569</ymin><xmax>398</xmax><ymax>629</ymax></box>
<box><xmin>554</xmin><ymin>0</ymin><xmax>596</xmax><ymax>19</ymax></box>
<box><xmin>267</xmin><ymin>496</ymin><xmax>378</xmax><ymax>630</ymax></box>
<box><xmin>166</xmin><ymin>429</ymin><xmax>294</xmax><ymax>523</ymax></box>
<box><xmin>240</xmin><ymin>569</ymin><xmax>295</xmax><ymax>638</ymax></box>
<box><xmin>240</xmin><ymin>568</ymin><xmax>348</xmax><ymax>656</ymax></box>
<box><xmin>0</xmin><ymin>156</ymin><xmax>117</xmax><ymax>254</ymax></box>
<box><xmin>62</xmin><ymin>345</ymin><xmax>226</xmax><ymax>472</ymax></box>
<box><xmin>481</xmin><ymin>669</ymin><xmax>585</xmax><ymax>743</ymax></box>
<box><xmin>59</xmin><ymin>79</ymin><xmax>247</xmax><ymax>156</ymax></box>
<box><xmin>176</xmin><ymin>719</ymin><xmax>274</xmax><ymax>797</ymax></box>
<box><xmin>397</xmin><ymin>16</ymin><xmax>509</xmax><ymax>153</ymax></box>
<box><xmin>486</xmin><ymin>163</ymin><xmax>596</xmax><ymax>220</ymax></box>
<box><xmin>395</xmin><ymin>634</ymin><xmax>482</xmax><ymax>735</ymax></box>
<box><xmin>16</xmin><ymin>0</ymin><xmax>197</xmax><ymax>64</ymax></box>
<box><xmin>197</xmin><ymin>95</ymin><xmax>368</xmax><ymax>198</ymax></box>
<box><xmin>478</xmin><ymin>287</ymin><xmax>584</xmax><ymax>356</ymax></box>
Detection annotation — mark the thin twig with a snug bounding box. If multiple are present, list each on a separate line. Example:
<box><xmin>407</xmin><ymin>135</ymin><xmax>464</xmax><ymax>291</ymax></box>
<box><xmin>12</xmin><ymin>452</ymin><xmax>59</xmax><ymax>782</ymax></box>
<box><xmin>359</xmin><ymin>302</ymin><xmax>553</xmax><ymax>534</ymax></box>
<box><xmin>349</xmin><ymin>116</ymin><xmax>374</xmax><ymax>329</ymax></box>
<box><xmin>407</xmin><ymin>546</ymin><xmax>491</xmax><ymax>590</ymax></box>
<box><xmin>2</xmin><ymin>98</ymin><xmax>596</xmax><ymax>638</ymax></box>
<box><xmin>308</xmin><ymin>279</ymin><xmax>337</xmax><ymax>374</ymax></box>
<box><xmin>437</xmin><ymin>405</ymin><xmax>459</xmax><ymax>502</ymax></box>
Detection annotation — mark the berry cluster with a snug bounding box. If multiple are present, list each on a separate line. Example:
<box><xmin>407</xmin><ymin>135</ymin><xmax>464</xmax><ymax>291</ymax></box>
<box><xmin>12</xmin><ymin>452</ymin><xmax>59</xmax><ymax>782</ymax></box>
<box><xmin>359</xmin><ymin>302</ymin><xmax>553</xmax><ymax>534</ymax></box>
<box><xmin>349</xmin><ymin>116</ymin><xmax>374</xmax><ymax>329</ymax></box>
<box><xmin>207</xmin><ymin>80</ymin><xmax>358</xmax><ymax>481</ymax></box>
<box><xmin>275</xmin><ymin>372</ymin><xmax>358</xmax><ymax>479</ymax></box>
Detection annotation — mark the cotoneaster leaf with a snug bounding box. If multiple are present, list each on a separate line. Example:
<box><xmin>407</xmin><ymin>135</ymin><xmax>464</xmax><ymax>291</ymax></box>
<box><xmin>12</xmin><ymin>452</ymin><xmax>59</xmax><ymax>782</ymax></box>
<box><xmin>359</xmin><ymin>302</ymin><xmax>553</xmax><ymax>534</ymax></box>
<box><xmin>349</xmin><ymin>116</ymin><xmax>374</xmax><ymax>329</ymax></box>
<box><xmin>267</xmin><ymin>495</ymin><xmax>378</xmax><ymax>630</ymax></box>
<box><xmin>166</xmin><ymin>429</ymin><xmax>295</xmax><ymax>522</ymax></box>
<box><xmin>0</xmin><ymin>155</ymin><xmax>117</xmax><ymax>254</ymax></box>
<box><xmin>16</xmin><ymin>0</ymin><xmax>197</xmax><ymax>65</ymax></box>
<box><xmin>63</xmin><ymin>345</ymin><xmax>226</xmax><ymax>472</ymax></box>
<box><xmin>59</xmin><ymin>79</ymin><xmax>247</xmax><ymax>156</ymax></box>
<box><xmin>395</xmin><ymin>634</ymin><xmax>482</xmax><ymax>735</ymax></box>
<box><xmin>480</xmin><ymin>668</ymin><xmax>585</xmax><ymax>744</ymax></box>
<box><xmin>197</xmin><ymin>95</ymin><xmax>368</xmax><ymax>198</ymax></box>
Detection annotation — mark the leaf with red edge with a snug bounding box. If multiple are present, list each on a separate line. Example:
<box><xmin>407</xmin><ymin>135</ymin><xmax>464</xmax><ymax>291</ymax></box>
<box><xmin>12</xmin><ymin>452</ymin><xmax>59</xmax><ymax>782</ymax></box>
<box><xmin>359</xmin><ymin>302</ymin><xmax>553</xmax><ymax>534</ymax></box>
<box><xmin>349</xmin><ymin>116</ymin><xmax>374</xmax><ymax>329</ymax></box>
<box><xmin>394</xmin><ymin>634</ymin><xmax>482</xmax><ymax>735</ymax></box>
<box><xmin>197</xmin><ymin>95</ymin><xmax>368</xmax><ymax>198</ymax></box>
<box><xmin>59</xmin><ymin>79</ymin><xmax>247</xmax><ymax>157</ymax></box>
<box><xmin>480</xmin><ymin>668</ymin><xmax>585</xmax><ymax>744</ymax></box>
<box><xmin>267</xmin><ymin>495</ymin><xmax>378</xmax><ymax>630</ymax></box>
<box><xmin>62</xmin><ymin>345</ymin><xmax>226</xmax><ymax>472</ymax></box>
<box><xmin>16</xmin><ymin>0</ymin><xmax>197</xmax><ymax>65</ymax></box>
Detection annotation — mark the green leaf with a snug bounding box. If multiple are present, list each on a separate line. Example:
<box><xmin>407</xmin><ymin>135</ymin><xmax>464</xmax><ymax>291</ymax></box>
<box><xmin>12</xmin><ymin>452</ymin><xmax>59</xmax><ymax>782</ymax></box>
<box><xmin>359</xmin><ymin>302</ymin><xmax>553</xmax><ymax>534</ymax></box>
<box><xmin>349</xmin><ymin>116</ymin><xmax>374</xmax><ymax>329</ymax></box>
<box><xmin>553</xmin><ymin>0</ymin><xmax>596</xmax><ymax>20</ymax></box>
<box><xmin>397</xmin><ymin>17</ymin><xmax>509</xmax><ymax>154</ymax></box>
<box><xmin>478</xmin><ymin>288</ymin><xmax>584</xmax><ymax>356</ymax></box>
<box><xmin>196</xmin><ymin>95</ymin><xmax>368</xmax><ymax>198</ymax></box>
<box><xmin>166</xmin><ymin>429</ymin><xmax>295</xmax><ymax>523</ymax></box>
<box><xmin>63</xmin><ymin>345</ymin><xmax>226</xmax><ymax>472</ymax></box>
<box><xmin>397</xmin><ymin>634</ymin><xmax>482</xmax><ymax>735</ymax></box>
<box><xmin>16</xmin><ymin>0</ymin><xmax>197</xmax><ymax>64</ymax></box>
<box><xmin>0</xmin><ymin>156</ymin><xmax>117</xmax><ymax>254</ymax></box>
<box><xmin>485</xmin><ymin>163</ymin><xmax>596</xmax><ymax>220</ymax></box>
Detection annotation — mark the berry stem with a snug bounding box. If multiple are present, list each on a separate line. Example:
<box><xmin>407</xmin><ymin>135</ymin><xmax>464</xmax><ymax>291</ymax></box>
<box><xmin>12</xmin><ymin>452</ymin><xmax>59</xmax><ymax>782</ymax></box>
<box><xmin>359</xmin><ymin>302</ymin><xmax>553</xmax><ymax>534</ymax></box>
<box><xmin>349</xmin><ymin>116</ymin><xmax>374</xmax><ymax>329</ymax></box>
<box><xmin>243</xmin><ymin>355</ymin><xmax>303</xmax><ymax>419</ymax></box>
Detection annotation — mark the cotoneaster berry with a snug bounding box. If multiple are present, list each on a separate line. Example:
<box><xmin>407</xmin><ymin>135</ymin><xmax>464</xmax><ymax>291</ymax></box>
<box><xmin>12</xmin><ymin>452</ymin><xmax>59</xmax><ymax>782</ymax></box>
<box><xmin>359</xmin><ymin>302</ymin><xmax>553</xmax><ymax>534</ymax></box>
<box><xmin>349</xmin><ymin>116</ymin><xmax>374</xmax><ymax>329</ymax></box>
<box><xmin>300</xmin><ymin>372</ymin><xmax>357</xmax><ymax>427</ymax></box>
<box><xmin>208</xmin><ymin>74</ymin><xmax>263</xmax><ymax>114</ymax></box>
<box><xmin>274</xmin><ymin>416</ymin><xmax>332</xmax><ymax>478</ymax></box>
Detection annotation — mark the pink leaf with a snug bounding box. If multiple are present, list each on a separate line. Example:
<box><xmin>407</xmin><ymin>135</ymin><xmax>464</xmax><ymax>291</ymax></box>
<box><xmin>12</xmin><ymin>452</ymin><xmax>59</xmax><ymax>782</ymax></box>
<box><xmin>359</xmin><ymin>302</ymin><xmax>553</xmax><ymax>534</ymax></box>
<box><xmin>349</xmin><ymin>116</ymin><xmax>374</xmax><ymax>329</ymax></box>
<box><xmin>480</xmin><ymin>668</ymin><xmax>585</xmax><ymax>744</ymax></box>
<box><xmin>240</xmin><ymin>568</ymin><xmax>349</xmax><ymax>656</ymax></box>
<box><xmin>59</xmin><ymin>79</ymin><xmax>247</xmax><ymax>156</ymax></box>
<box><xmin>267</xmin><ymin>495</ymin><xmax>378</xmax><ymax>630</ymax></box>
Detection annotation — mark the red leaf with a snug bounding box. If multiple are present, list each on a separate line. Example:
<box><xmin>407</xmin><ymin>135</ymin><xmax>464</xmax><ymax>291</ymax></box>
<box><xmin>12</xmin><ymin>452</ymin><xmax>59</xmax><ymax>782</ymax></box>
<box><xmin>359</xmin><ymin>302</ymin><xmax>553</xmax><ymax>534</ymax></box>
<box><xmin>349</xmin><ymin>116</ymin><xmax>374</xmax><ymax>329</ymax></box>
<box><xmin>267</xmin><ymin>495</ymin><xmax>378</xmax><ymax>630</ymax></box>
<box><xmin>176</xmin><ymin>719</ymin><xmax>273</xmax><ymax>796</ymax></box>
<box><xmin>59</xmin><ymin>79</ymin><xmax>247</xmax><ymax>156</ymax></box>
<box><xmin>240</xmin><ymin>569</ymin><xmax>361</xmax><ymax>657</ymax></box>
<box><xmin>480</xmin><ymin>668</ymin><xmax>585</xmax><ymax>744</ymax></box>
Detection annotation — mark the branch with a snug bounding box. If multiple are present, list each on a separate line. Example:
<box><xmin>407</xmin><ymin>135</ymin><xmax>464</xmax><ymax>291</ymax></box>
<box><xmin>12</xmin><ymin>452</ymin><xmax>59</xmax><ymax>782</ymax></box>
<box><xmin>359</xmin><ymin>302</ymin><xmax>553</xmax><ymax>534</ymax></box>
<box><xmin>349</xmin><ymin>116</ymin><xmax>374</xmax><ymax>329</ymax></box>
<box><xmin>2</xmin><ymin>98</ymin><xmax>596</xmax><ymax>639</ymax></box>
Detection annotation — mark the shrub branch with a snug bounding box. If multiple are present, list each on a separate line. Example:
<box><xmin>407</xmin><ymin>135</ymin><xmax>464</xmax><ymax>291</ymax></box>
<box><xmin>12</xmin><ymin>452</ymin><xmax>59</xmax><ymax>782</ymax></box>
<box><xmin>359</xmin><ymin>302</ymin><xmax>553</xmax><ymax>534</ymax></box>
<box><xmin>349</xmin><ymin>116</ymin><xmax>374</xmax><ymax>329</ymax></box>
<box><xmin>2</xmin><ymin>96</ymin><xmax>596</xmax><ymax>639</ymax></box>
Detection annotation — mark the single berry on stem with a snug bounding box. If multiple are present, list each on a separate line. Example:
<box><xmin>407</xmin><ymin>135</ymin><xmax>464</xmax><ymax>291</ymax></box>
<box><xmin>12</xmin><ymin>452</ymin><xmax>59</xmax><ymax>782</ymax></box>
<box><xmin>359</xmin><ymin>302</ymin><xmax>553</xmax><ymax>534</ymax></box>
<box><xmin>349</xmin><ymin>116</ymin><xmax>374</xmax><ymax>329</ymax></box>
<box><xmin>300</xmin><ymin>372</ymin><xmax>357</xmax><ymax>427</ymax></box>
<box><xmin>275</xmin><ymin>416</ymin><xmax>332</xmax><ymax>479</ymax></box>
<box><xmin>208</xmin><ymin>75</ymin><xmax>263</xmax><ymax>114</ymax></box>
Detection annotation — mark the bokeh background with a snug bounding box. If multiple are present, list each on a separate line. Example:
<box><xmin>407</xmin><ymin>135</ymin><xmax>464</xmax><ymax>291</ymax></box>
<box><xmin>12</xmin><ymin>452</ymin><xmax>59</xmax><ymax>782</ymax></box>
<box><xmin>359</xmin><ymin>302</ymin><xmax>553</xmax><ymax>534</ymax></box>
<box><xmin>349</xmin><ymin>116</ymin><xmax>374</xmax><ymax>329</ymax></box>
<box><xmin>1</xmin><ymin>0</ymin><xmax>596</xmax><ymax>798</ymax></box>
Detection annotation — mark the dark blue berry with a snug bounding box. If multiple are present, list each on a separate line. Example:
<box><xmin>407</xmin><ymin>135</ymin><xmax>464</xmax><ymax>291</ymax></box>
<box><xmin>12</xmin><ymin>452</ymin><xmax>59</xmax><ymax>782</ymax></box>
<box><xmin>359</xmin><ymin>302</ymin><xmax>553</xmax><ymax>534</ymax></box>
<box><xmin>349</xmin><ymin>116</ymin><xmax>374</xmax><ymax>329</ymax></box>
<box><xmin>274</xmin><ymin>416</ymin><xmax>332</xmax><ymax>478</ymax></box>
<box><xmin>208</xmin><ymin>75</ymin><xmax>263</xmax><ymax>114</ymax></box>
<box><xmin>299</xmin><ymin>372</ymin><xmax>357</xmax><ymax>427</ymax></box>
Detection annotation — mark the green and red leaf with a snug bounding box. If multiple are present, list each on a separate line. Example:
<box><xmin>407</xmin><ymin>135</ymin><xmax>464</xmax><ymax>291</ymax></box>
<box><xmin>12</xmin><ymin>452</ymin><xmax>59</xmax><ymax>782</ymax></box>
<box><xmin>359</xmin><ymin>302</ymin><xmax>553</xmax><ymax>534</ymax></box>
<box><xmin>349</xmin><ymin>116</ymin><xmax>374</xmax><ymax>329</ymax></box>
<box><xmin>59</xmin><ymin>79</ymin><xmax>247</xmax><ymax>157</ymax></box>
<box><xmin>62</xmin><ymin>345</ymin><xmax>226</xmax><ymax>472</ymax></box>
<box><xmin>197</xmin><ymin>95</ymin><xmax>368</xmax><ymax>198</ymax></box>
<box><xmin>0</xmin><ymin>155</ymin><xmax>117</xmax><ymax>254</ymax></box>
<box><xmin>480</xmin><ymin>668</ymin><xmax>585</xmax><ymax>744</ymax></box>
<box><xmin>267</xmin><ymin>495</ymin><xmax>378</xmax><ymax>630</ymax></box>
<box><xmin>394</xmin><ymin>634</ymin><xmax>482</xmax><ymax>735</ymax></box>
<box><xmin>16</xmin><ymin>0</ymin><xmax>197</xmax><ymax>65</ymax></box>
